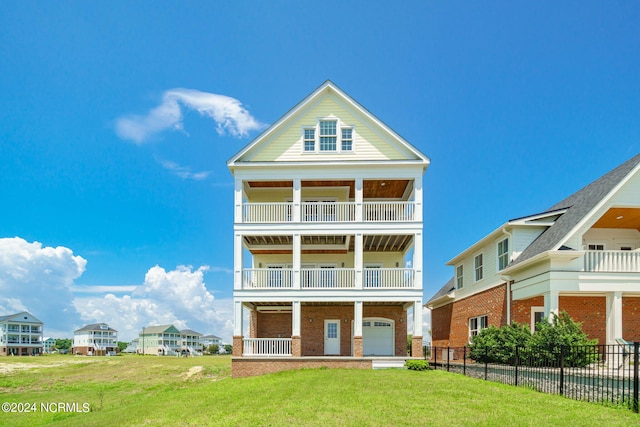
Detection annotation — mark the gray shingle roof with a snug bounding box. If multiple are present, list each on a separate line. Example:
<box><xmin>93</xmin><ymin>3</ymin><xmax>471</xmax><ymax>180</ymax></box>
<box><xmin>425</xmin><ymin>277</ymin><xmax>455</xmax><ymax>306</ymax></box>
<box><xmin>511</xmin><ymin>153</ymin><xmax>640</xmax><ymax>267</ymax></box>
<box><xmin>74</xmin><ymin>323</ymin><xmax>117</xmax><ymax>333</ymax></box>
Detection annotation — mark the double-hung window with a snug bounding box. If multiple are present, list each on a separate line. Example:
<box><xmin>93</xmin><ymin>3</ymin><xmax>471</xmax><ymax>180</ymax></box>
<box><xmin>474</xmin><ymin>253</ymin><xmax>483</xmax><ymax>282</ymax></box>
<box><xmin>456</xmin><ymin>265</ymin><xmax>464</xmax><ymax>289</ymax></box>
<box><xmin>319</xmin><ymin>120</ymin><xmax>337</xmax><ymax>151</ymax></box>
<box><xmin>341</xmin><ymin>128</ymin><xmax>353</xmax><ymax>151</ymax></box>
<box><xmin>469</xmin><ymin>315</ymin><xmax>488</xmax><ymax>339</ymax></box>
<box><xmin>497</xmin><ymin>238</ymin><xmax>509</xmax><ymax>270</ymax></box>
<box><xmin>304</xmin><ymin>128</ymin><xmax>316</xmax><ymax>152</ymax></box>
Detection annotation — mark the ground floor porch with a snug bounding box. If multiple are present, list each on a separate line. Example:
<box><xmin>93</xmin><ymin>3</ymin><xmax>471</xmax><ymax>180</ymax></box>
<box><xmin>232</xmin><ymin>356</ymin><xmax>417</xmax><ymax>378</ymax></box>
<box><xmin>1</xmin><ymin>345</ymin><xmax>42</xmax><ymax>356</ymax></box>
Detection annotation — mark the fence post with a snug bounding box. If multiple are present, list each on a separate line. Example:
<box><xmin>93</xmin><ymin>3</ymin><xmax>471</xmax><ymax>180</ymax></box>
<box><xmin>463</xmin><ymin>346</ymin><xmax>467</xmax><ymax>376</ymax></box>
<box><xmin>514</xmin><ymin>345</ymin><xmax>519</xmax><ymax>387</ymax></box>
<box><xmin>484</xmin><ymin>347</ymin><xmax>488</xmax><ymax>381</ymax></box>
<box><xmin>447</xmin><ymin>346</ymin><xmax>450</xmax><ymax>372</ymax></box>
<box><xmin>559</xmin><ymin>346</ymin><xmax>565</xmax><ymax>397</ymax></box>
<box><xmin>634</xmin><ymin>342</ymin><xmax>639</xmax><ymax>414</ymax></box>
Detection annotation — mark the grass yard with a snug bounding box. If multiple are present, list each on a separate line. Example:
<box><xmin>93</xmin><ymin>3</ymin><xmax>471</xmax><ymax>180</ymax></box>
<box><xmin>0</xmin><ymin>354</ymin><xmax>638</xmax><ymax>426</ymax></box>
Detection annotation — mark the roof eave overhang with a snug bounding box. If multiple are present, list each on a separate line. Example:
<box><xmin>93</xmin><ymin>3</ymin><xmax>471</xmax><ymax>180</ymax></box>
<box><xmin>500</xmin><ymin>250</ymin><xmax>585</xmax><ymax>275</ymax></box>
<box><xmin>425</xmin><ymin>292</ymin><xmax>455</xmax><ymax>309</ymax></box>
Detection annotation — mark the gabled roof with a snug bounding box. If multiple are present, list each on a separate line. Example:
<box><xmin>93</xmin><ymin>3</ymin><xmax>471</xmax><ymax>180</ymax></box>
<box><xmin>141</xmin><ymin>325</ymin><xmax>180</xmax><ymax>335</ymax></box>
<box><xmin>0</xmin><ymin>311</ymin><xmax>43</xmax><ymax>324</ymax></box>
<box><xmin>180</xmin><ymin>329</ymin><xmax>202</xmax><ymax>336</ymax></box>
<box><xmin>227</xmin><ymin>80</ymin><xmax>430</xmax><ymax>168</ymax></box>
<box><xmin>510</xmin><ymin>153</ymin><xmax>640</xmax><ymax>267</ymax></box>
<box><xmin>425</xmin><ymin>277</ymin><xmax>455</xmax><ymax>307</ymax></box>
<box><xmin>74</xmin><ymin>323</ymin><xmax>117</xmax><ymax>333</ymax></box>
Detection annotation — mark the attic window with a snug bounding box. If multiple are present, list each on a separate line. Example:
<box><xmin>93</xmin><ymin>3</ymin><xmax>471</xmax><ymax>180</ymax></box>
<box><xmin>302</xmin><ymin>120</ymin><xmax>354</xmax><ymax>153</ymax></box>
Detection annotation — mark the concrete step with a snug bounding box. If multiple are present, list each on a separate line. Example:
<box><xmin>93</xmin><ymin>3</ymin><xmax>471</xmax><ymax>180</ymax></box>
<box><xmin>371</xmin><ymin>359</ymin><xmax>407</xmax><ymax>369</ymax></box>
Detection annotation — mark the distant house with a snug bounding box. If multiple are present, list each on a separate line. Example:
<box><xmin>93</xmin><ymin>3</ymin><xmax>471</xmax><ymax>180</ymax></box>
<box><xmin>427</xmin><ymin>154</ymin><xmax>640</xmax><ymax>348</ymax></box>
<box><xmin>43</xmin><ymin>337</ymin><xmax>56</xmax><ymax>354</ymax></box>
<box><xmin>123</xmin><ymin>338</ymin><xmax>138</xmax><ymax>353</ymax></box>
<box><xmin>201</xmin><ymin>334</ymin><xmax>223</xmax><ymax>348</ymax></box>
<box><xmin>138</xmin><ymin>325</ymin><xmax>182</xmax><ymax>356</ymax></box>
<box><xmin>179</xmin><ymin>329</ymin><xmax>203</xmax><ymax>356</ymax></box>
<box><xmin>72</xmin><ymin>323</ymin><xmax>118</xmax><ymax>356</ymax></box>
<box><xmin>0</xmin><ymin>311</ymin><xmax>44</xmax><ymax>356</ymax></box>
<box><xmin>228</xmin><ymin>81</ymin><xmax>429</xmax><ymax>377</ymax></box>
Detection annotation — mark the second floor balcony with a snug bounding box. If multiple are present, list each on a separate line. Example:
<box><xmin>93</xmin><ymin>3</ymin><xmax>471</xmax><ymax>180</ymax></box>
<box><xmin>583</xmin><ymin>250</ymin><xmax>640</xmax><ymax>273</ymax></box>
<box><xmin>242</xmin><ymin>201</ymin><xmax>417</xmax><ymax>224</ymax></box>
<box><xmin>241</xmin><ymin>267</ymin><xmax>416</xmax><ymax>290</ymax></box>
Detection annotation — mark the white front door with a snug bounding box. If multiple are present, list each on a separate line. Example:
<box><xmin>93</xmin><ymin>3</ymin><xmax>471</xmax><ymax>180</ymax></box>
<box><xmin>324</xmin><ymin>319</ymin><xmax>340</xmax><ymax>355</ymax></box>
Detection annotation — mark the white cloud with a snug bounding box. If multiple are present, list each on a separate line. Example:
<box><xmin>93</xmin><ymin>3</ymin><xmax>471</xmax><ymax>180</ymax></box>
<box><xmin>157</xmin><ymin>158</ymin><xmax>211</xmax><ymax>181</ymax></box>
<box><xmin>115</xmin><ymin>88</ymin><xmax>265</xmax><ymax>143</ymax></box>
<box><xmin>74</xmin><ymin>265</ymin><xmax>233</xmax><ymax>342</ymax></box>
<box><xmin>0</xmin><ymin>237</ymin><xmax>86</xmax><ymax>331</ymax></box>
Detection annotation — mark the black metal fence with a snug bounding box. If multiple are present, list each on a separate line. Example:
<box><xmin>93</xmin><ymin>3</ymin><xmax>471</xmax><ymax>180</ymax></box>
<box><xmin>424</xmin><ymin>343</ymin><xmax>640</xmax><ymax>413</ymax></box>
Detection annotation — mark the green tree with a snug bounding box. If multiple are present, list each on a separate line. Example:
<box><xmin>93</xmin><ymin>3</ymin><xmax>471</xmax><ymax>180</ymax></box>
<box><xmin>55</xmin><ymin>338</ymin><xmax>72</xmax><ymax>351</ymax></box>
<box><xmin>117</xmin><ymin>342</ymin><xmax>128</xmax><ymax>352</ymax></box>
<box><xmin>224</xmin><ymin>344</ymin><xmax>232</xmax><ymax>354</ymax></box>
<box><xmin>207</xmin><ymin>344</ymin><xmax>219</xmax><ymax>354</ymax></box>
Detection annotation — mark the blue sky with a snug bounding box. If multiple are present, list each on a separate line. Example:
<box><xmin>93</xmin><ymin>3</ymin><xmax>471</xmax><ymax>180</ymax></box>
<box><xmin>0</xmin><ymin>2</ymin><xmax>638</xmax><ymax>342</ymax></box>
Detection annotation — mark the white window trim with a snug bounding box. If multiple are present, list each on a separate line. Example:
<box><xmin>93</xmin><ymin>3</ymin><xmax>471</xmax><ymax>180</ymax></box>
<box><xmin>473</xmin><ymin>253</ymin><xmax>483</xmax><ymax>283</ymax></box>
<box><xmin>530</xmin><ymin>307</ymin><xmax>544</xmax><ymax>333</ymax></box>
<box><xmin>469</xmin><ymin>315</ymin><xmax>488</xmax><ymax>340</ymax></box>
<box><xmin>456</xmin><ymin>265</ymin><xmax>464</xmax><ymax>289</ymax></box>
<box><xmin>497</xmin><ymin>238</ymin><xmax>509</xmax><ymax>271</ymax></box>
<box><xmin>585</xmin><ymin>242</ymin><xmax>606</xmax><ymax>250</ymax></box>
<box><xmin>300</xmin><ymin>119</ymin><xmax>355</xmax><ymax>154</ymax></box>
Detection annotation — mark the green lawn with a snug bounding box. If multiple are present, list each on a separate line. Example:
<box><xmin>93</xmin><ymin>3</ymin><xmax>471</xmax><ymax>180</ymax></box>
<box><xmin>0</xmin><ymin>354</ymin><xmax>638</xmax><ymax>426</ymax></box>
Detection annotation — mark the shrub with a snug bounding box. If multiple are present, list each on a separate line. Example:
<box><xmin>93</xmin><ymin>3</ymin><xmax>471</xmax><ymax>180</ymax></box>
<box><xmin>405</xmin><ymin>360</ymin><xmax>430</xmax><ymax>371</ymax></box>
<box><xmin>469</xmin><ymin>323</ymin><xmax>531</xmax><ymax>364</ymax></box>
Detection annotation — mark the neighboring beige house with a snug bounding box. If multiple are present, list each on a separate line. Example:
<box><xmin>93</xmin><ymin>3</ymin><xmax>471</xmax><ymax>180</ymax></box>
<box><xmin>0</xmin><ymin>311</ymin><xmax>43</xmax><ymax>356</ymax></box>
<box><xmin>228</xmin><ymin>81</ymin><xmax>430</xmax><ymax>377</ymax></box>
<box><xmin>138</xmin><ymin>325</ymin><xmax>182</xmax><ymax>356</ymax></box>
<box><xmin>72</xmin><ymin>323</ymin><xmax>118</xmax><ymax>356</ymax></box>
<box><xmin>427</xmin><ymin>154</ymin><xmax>640</xmax><ymax>348</ymax></box>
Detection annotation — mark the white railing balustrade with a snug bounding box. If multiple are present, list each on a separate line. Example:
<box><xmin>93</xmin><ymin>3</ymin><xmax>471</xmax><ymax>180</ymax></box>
<box><xmin>301</xmin><ymin>268</ymin><xmax>355</xmax><ymax>288</ymax></box>
<box><xmin>301</xmin><ymin>202</ymin><xmax>354</xmax><ymax>222</ymax></box>
<box><xmin>583</xmin><ymin>250</ymin><xmax>640</xmax><ymax>272</ymax></box>
<box><xmin>243</xmin><ymin>338</ymin><xmax>292</xmax><ymax>356</ymax></box>
<box><xmin>243</xmin><ymin>203</ymin><xmax>292</xmax><ymax>223</ymax></box>
<box><xmin>363</xmin><ymin>268</ymin><xmax>415</xmax><ymax>288</ymax></box>
<box><xmin>363</xmin><ymin>202</ymin><xmax>415</xmax><ymax>222</ymax></box>
<box><xmin>242</xmin><ymin>269</ymin><xmax>293</xmax><ymax>289</ymax></box>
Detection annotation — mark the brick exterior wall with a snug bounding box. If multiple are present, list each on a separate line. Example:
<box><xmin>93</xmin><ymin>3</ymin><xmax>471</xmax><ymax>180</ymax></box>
<box><xmin>431</xmin><ymin>284</ymin><xmax>508</xmax><ymax>348</ymax></box>
<box><xmin>255</xmin><ymin>312</ymin><xmax>292</xmax><ymax>338</ymax></box>
<box><xmin>433</xmin><ymin>290</ymin><xmax>638</xmax><ymax>347</ymax></box>
<box><xmin>232</xmin><ymin>357</ymin><xmax>373</xmax><ymax>378</ymax></box>
<box><xmin>232</xmin><ymin>336</ymin><xmax>243</xmax><ymax>357</ymax></box>
<box><xmin>623</xmin><ymin>297</ymin><xmax>640</xmax><ymax>341</ymax></box>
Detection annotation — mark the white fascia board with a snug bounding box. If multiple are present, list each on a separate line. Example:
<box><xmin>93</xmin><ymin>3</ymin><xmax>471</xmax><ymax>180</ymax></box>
<box><xmin>500</xmin><ymin>250</ymin><xmax>583</xmax><ymax>275</ymax></box>
<box><xmin>446</xmin><ymin>223</ymin><xmax>511</xmax><ymax>266</ymax></box>
<box><xmin>424</xmin><ymin>293</ymin><xmax>455</xmax><ymax>309</ymax></box>
<box><xmin>508</xmin><ymin>208</ymin><xmax>568</xmax><ymax>225</ymax></box>
<box><xmin>234</xmin><ymin>289</ymin><xmax>423</xmax><ymax>302</ymax></box>
<box><xmin>230</xmin><ymin>160</ymin><xmax>428</xmax><ymax>177</ymax></box>
<box><xmin>234</xmin><ymin>222</ymin><xmax>423</xmax><ymax>235</ymax></box>
<box><xmin>553</xmin><ymin>162</ymin><xmax>640</xmax><ymax>251</ymax></box>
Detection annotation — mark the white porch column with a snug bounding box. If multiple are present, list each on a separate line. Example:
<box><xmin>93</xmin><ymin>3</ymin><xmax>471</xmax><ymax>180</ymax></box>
<box><xmin>413</xmin><ymin>299</ymin><xmax>423</xmax><ymax>337</ymax></box>
<box><xmin>233</xmin><ymin>300</ymin><xmax>244</xmax><ymax>337</ymax></box>
<box><xmin>413</xmin><ymin>232</ymin><xmax>423</xmax><ymax>289</ymax></box>
<box><xmin>292</xmin><ymin>301</ymin><xmax>301</xmax><ymax>336</ymax></box>
<box><xmin>606</xmin><ymin>291</ymin><xmax>623</xmax><ymax>344</ymax></box>
<box><xmin>413</xmin><ymin>174</ymin><xmax>423</xmax><ymax>222</ymax></box>
<box><xmin>293</xmin><ymin>178</ymin><xmax>301</xmax><ymax>222</ymax></box>
<box><xmin>354</xmin><ymin>301</ymin><xmax>363</xmax><ymax>337</ymax></box>
<box><xmin>355</xmin><ymin>233</ymin><xmax>363</xmax><ymax>289</ymax></box>
<box><xmin>355</xmin><ymin>178</ymin><xmax>363</xmax><ymax>222</ymax></box>
<box><xmin>293</xmin><ymin>233</ymin><xmax>301</xmax><ymax>289</ymax></box>
<box><xmin>544</xmin><ymin>291</ymin><xmax>559</xmax><ymax>321</ymax></box>
<box><xmin>234</xmin><ymin>178</ymin><xmax>243</xmax><ymax>223</ymax></box>
<box><xmin>234</xmin><ymin>233</ymin><xmax>243</xmax><ymax>291</ymax></box>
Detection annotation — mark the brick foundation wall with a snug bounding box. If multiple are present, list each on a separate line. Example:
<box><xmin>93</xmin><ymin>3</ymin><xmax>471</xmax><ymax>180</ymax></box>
<box><xmin>559</xmin><ymin>296</ymin><xmax>606</xmax><ymax>344</ymax></box>
<box><xmin>232</xmin><ymin>357</ymin><xmax>373</xmax><ymax>378</ymax></box>
<box><xmin>431</xmin><ymin>284</ymin><xmax>508</xmax><ymax>348</ymax></box>
<box><xmin>623</xmin><ymin>297</ymin><xmax>640</xmax><ymax>341</ymax></box>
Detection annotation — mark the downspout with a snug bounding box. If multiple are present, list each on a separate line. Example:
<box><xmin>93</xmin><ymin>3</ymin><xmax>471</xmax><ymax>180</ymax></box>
<box><xmin>501</xmin><ymin>227</ymin><xmax>512</xmax><ymax>325</ymax></box>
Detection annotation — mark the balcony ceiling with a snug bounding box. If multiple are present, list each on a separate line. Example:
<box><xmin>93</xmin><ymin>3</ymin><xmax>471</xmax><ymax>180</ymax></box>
<box><xmin>247</xmin><ymin>180</ymin><xmax>411</xmax><ymax>199</ymax></box>
<box><xmin>592</xmin><ymin>208</ymin><xmax>640</xmax><ymax>230</ymax></box>
<box><xmin>243</xmin><ymin>234</ymin><xmax>413</xmax><ymax>253</ymax></box>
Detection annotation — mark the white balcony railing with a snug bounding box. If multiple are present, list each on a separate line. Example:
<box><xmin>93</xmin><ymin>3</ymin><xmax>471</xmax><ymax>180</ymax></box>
<box><xmin>363</xmin><ymin>268</ymin><xmax>415</xmax><ymax>288</ymax></box>
<box><xmin>363</xmin><ymin>202</ymin><xmax>415</xmax><ymax>222</ymax></box>
<box><xmin>241</xmin><ymin>268</ymin><xmax>415</xmax><ymax>289</ymax></box>
<box><xmin>584</xmin><ymin>250</ymin><xmax>640</xmax><ymax>272</ymax></box>
<box><xmin>243</xmin><ymin>338</ymin><xmax>292</xmax><ymax>356</ymax></box>
<box><xmin>241</xmin><ymin>201</ymin><xmax>416</xmax><ymax>223</ymax></box>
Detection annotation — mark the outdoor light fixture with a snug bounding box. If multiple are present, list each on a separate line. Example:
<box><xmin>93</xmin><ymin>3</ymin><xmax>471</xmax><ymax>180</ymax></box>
<box><xmin>617</xmin><ymin>215</ymin><xmax>624</xmax><ymax>220</ymax></box>
<box><xmin>344</xmin><ymin>318</ymin><xmax>348</xmax><ymax>323</ymax></box>
<box><xmin>308</xmin><ymin>318</ymin><xmax>313</xmax><ymax>323</ymax></box>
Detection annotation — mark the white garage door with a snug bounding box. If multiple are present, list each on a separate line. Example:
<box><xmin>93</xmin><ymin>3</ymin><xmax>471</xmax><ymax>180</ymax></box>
<box><xmin>363</xmin><ymin>319</ymin><xmax>394</xmax><ymax>356</ymax></box>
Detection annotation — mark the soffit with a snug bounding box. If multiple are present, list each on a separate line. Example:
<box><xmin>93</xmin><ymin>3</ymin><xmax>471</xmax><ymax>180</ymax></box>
<box><xmin>591</xmin><ymin>207</ymin><xmax>640</xmax><ymax>230</ymax></box>
<box><xmin>246</xmin><ymin>179</ymin><xmax>411</xmax><ymax>199</ymax></box>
